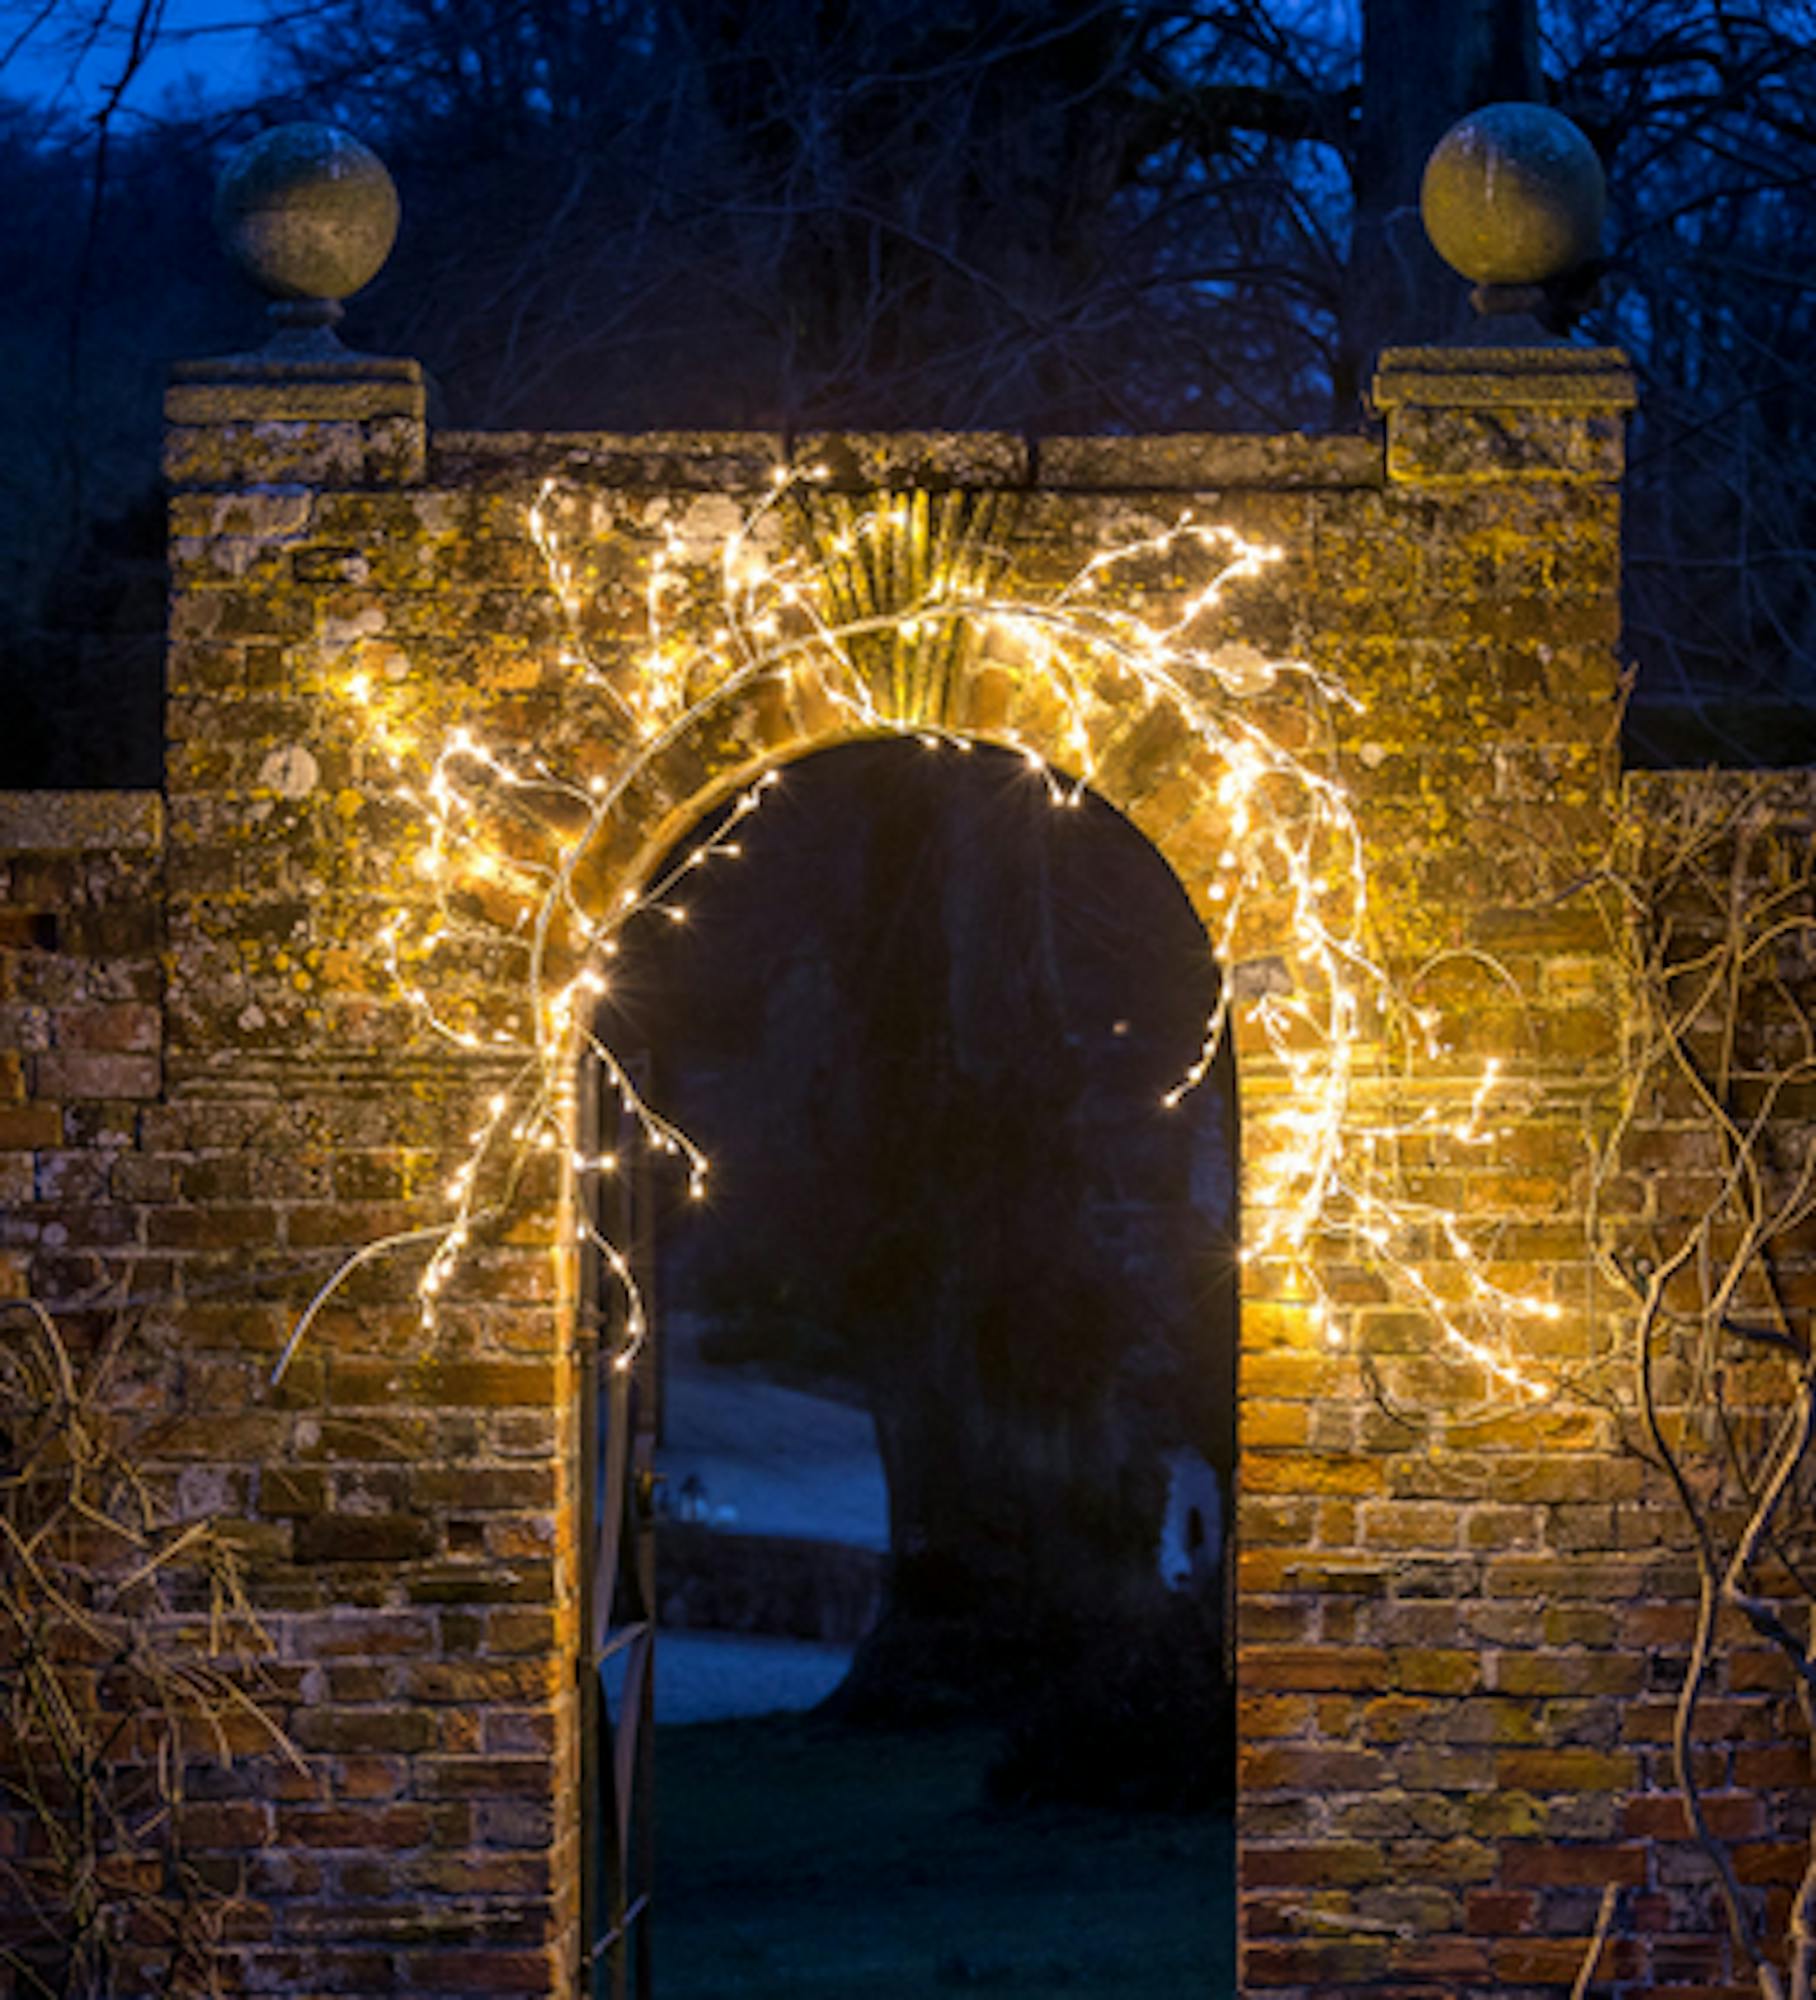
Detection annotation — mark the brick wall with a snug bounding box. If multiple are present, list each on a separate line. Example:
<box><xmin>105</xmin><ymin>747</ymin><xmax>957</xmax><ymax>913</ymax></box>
<box><xmin>1591</xmin><ymin>768</ymin><xmax>1816</xmax><ymax>1998</ymax></box>
<box><xmin>0</xmin><ymin>790</ymin><xmax>164</xmax><ymax>1305</ymax></box>
<box><xmin>0</xmin><ymin>340</ymin><xmax>1804</xmax><ymax>1997</ymax></box>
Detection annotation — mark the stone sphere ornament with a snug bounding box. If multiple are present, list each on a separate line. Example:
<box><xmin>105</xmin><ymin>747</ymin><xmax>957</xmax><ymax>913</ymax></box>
<box><xmin>214</xmin><ymin>123</ymin><xmax>399</xmax><ymax>318</ymax></box>
<box><xmin>1420</xmin><ymin>103</ymin><xmax>1605</xmax><ymax>288</ymax></box>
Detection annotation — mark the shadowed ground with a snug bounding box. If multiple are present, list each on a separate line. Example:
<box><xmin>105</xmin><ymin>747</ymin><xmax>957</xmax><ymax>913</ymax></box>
<box><xmin>655</xmin><ymin>1715</ymin><xmax>1235</xmax><ymax>1998</ymax></box>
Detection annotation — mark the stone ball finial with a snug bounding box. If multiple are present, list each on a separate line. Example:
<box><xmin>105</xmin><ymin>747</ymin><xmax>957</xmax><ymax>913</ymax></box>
<box><xmin>1420</xmin><ymin>103</ymin><xmax>1605</xmax><ymax>288</ymax></box>
<box><xmin>214</xmin><ymin>124</ymin><xmax>399</xmax><ymax>325</ymax></box>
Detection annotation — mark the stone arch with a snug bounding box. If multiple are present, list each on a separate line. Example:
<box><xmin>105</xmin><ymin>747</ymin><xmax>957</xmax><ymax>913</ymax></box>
<box><xmin>557</xmin><ymin>677</ymin><xmax>1279</xmax><ymax>1411</ymax></box>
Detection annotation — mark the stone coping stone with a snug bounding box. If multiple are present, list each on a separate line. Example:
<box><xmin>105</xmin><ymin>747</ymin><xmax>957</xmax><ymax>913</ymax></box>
<box><xmin>433</xmin><ymin>429</ymin><xmax>1030</xmax><ymax>488</ymax></box>
<box><xmin>433</xmin><ymin>431</ymin><xmax>793</xmax><ymax>490</ymax></box>
<box><xmin>0</xmin><ymin>791</ymin><xmax>163</xmax><ymax>852</ymax></box>
<box><xmin>1037</xmin><ymin>433</ymin><xmax>1378</xmax><ymax>489</ymax></box>
<box><xmin>797</xmin><ymin>430</ymin><xmax>1027</xmax><ymax>486</ymax></box>
<box><xmin>167</xmin><ymin>351</ymin><xmax>424</xmax><ymax>425</ymax></box>
<box><xmin>1373</xmin><ymin>343</ymin><xmax>1635</xmax><ymax>410</ymax></box>
<box><xmin>432</xmin><ymin>428</ymin><xmax>1378</xmax><ymax>491</ymax></box>
<box><xmin>170</xmin><ymin>351</ymin><xmax>421</xmax><ymax>382</ymax></box>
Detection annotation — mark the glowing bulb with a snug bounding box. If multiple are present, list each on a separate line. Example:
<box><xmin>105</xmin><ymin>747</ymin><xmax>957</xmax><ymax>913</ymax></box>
<box><xmin>288</xmin><ymin>482</ymin><xmax>1563</xmax><ymax>1420</ymax></box>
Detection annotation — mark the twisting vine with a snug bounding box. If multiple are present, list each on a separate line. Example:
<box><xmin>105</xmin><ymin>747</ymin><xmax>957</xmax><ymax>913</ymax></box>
<box><xmin>1578</xmin><ymin>772</ymin><xmax>1816</xmax><ymax>1999</ymax></box>
<box><xmin>0</xmin><ymin>1298</ymin><xmax>300</xmax><ymax>1999</ymax></box>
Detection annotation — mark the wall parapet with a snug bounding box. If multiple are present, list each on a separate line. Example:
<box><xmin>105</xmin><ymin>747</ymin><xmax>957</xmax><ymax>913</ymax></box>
<box><xmin>142</xmin><ymin>336</ymin><xmax>1648</xmax><ymax>1999</ymax></box>
<box><xmin>1624</xmin><ymin>763</ymin><xmax>1816</xmax><ymax>819</ymax></box>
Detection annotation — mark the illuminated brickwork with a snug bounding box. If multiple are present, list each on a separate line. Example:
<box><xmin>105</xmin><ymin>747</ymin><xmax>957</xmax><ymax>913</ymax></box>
<box><xmin>1</xmin><ymin>341</ymin><xmax>1802</xmax><ymax>1998</ymax></box>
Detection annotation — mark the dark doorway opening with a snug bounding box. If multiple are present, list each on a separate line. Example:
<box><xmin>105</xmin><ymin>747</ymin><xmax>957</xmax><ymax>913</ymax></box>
<box><xmin>586</xmin><ymin>737</ymin><xmax>1238</xmax><ymax>1997</ymax></box>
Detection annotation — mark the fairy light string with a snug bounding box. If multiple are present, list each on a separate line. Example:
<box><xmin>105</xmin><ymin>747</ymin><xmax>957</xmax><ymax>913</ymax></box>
<box><xmin>279</xmin><ymin>468</ymin><xmax>1566</xmax><ymax>1403</ymax></box>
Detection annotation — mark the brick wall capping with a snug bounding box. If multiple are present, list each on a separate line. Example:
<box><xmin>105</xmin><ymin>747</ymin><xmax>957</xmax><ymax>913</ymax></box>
<box><xmin>434</xmin><ymin>430</ymin><xmax>790</xmax><ymax>490</ymax></box>
<box><xmin>431</xmin><ymin>426</ymin><xmax>1380</xmax><ymax>493</ymax></box>
<box><xmin>433</xmin><ymin>429</ymin><xmax>1028</xmax><ymax>491</ymax></box>
<box><xmin>1372</xmin><ymin>343</ymin><xmax>1635</xmax><ymax>413</ymax></box>
<box><xmin>166</xmin><ymin>350</ymin><xmax>425</xmax><ymax>427</ymax></box>
<box><xmin>794</xmin><ymin>430</ymin><xmax>1028</xmax><ymax>488</ymax></box>
<box><xmin>0</xmin><ymin>789</ymin><xmax>163</xmax><ymax>851</ymax></box>
<box><xmin>165</xmin><ymin>351</ymin><xmax>427</xmax><ymax>489</ymax></box>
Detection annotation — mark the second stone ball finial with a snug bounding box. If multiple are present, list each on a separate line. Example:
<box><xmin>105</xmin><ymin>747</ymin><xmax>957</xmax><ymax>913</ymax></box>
<box><xmin>1420</xmin><ymin>102</ymin><xmax>1606</xmax><ymax>327</ymax></box>
<box><xmin>214</xmin><ymin>123</ymin><xmax>400</xmax><ymax>342</ymax></box>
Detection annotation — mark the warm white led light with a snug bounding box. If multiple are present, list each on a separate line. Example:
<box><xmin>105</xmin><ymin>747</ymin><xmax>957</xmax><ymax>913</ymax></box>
<box><xmin>271</xmin><ymin>471</ymin><xmax>1561</xmax><ymax>1407</ymax></box>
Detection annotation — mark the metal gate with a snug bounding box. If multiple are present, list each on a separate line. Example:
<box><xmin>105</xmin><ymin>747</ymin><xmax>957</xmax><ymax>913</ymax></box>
<box><xmin>578</xmin><ymin>1060</ymin><xmax>658</xmax><ymax>1999</ymax></box>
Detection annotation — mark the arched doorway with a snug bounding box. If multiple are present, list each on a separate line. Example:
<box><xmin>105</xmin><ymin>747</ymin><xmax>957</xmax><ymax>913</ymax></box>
<box><xmin>580</xmin><ymin>737</ymin><xmax>1238</xmax><ymax>1996</ymax></box>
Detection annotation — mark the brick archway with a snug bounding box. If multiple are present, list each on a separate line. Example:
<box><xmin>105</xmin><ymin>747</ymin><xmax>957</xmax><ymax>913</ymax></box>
<box><xmin>0</xmin><ymin>343</ymin><xmax>1675</xmax><ymax>1997</ymax></box>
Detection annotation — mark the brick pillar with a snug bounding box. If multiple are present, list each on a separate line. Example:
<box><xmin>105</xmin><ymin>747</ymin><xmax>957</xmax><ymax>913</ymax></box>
<box><xmin>1235</xmin><ymin>343</ymin><xmax>1645</xmax><ymax>1998</ymax></box>
<box><xmin>161</xmin><ymin>348</ymin><xmax>574</xmax><ymax>2000</ymax></box>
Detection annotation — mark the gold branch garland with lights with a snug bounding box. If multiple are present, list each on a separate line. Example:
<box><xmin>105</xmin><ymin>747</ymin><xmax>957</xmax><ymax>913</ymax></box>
<box><xmin>273</xmin><ymin>469</ymin><xmax>1569</xmax><ymax>1403</ymax></box>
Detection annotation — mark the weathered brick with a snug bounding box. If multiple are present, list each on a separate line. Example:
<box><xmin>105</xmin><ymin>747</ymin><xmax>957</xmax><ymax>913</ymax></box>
<box><xmin>1501</xmin><ymin>1841</ymin><xmax>1649</xmax><ymax>1886</ymax></box>
<box><xmin>1494</xmin><ymin>1748</ymin><xmax>1639</xmax><ymax>1792</ymax></box>
<box><xmin>1466</xmin><ymin>1886</ymin><xmax>1539</xmax><ymax>1932</ymax></box>
<box><xmin>1243</xmin><ymin>1645</ymin><xmax>1391</xmax><ymax>1693</ymax></box>
<box><xmin>276</xmin><ymin>1804</ymin><xmax>435</xmax><ymax>1850</ymax></box>
<box><xmin>1241</xmin><ymin>1841</ymin><xmax>1388</xmax><ymax>1887</ymax></box>
<box><xmin>0</xmin><ymin>1102</ymin><xmax>62</xmax><ymax>1147</ymax></box>
<box><xmin>399</xmin><ymin>1950</ymin><xmax>560</xmax><ymax>1994</ymax></box>
<box><xmin>1493</xmin><ymin>1935</ymin><xmax>1648</xmax><ymax>1984</ymax></box>
<box><xmin>294</xmin><ymin>1514</ymin><xmax>436</xmax><ymax>1564</ymax></box>
<box><xmin>53</xmin><ymin>1002</ymin><xmax>161</xmax><ymax>1051</ymax></box>
<box><xmin>30</xmin><ymin>1049</ymin><xmax>159</xmax><ymax>1099</ymax></box>
<box><xmin>290</xmin><ymin>1707</ymin><xmax>437</xmax><ymax>1754</ymax></box>
<box><xmin>1622</xmin><ymin>1792</ymin><xmax>1763</xmax><ymax>1842</ymax></box>
<box><xmin>1391</xmin><ymin>1647</ymin><xmax>1483</xmax><ymax>1695</ymax></box>
<box><xmin>415</xmin><ymin>1361</ymin><xmax>558</xmax><ymax>1408</ymax></box>
<box><xmin>1496</xmin><ymin>1651</ymin><xmax>1644</xmax><ymax>1698</ymax></box>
